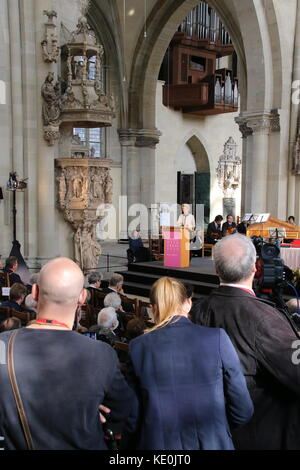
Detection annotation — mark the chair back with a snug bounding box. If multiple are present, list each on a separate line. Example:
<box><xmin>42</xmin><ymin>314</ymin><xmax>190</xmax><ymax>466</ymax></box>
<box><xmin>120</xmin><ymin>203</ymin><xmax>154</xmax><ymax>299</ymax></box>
<box><xmin>122</xmin><ymin>296</ymin><xmax>138</xmax><ymax>314</ymax></box>
<box><xmin>138</xmin><ymin>300</ymin><xmax>152</xmax><ymax>320</ymax></box>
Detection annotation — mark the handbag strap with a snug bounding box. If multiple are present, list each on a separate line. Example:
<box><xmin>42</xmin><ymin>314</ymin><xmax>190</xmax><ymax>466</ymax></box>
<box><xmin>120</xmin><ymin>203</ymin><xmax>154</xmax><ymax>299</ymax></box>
<box><xmin>7</xmin><ymin>330</ymin><xmax>34</xmax><ymax>450</ymax></box>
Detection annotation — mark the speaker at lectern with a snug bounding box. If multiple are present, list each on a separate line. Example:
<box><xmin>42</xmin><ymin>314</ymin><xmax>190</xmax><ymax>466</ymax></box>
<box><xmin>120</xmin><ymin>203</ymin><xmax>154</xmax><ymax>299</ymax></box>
<box><xmin>162</xmin><ymin>226</ymin><xmax>190</xmax><ymax>268</ymax></box>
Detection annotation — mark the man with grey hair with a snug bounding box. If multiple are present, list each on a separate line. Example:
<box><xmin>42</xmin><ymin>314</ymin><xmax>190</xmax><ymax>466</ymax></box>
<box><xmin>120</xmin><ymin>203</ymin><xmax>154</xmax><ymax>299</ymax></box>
<box><xmin>89</xmin><ymin>307</ymin><xmax>120</xmax><ymax>347</ymax></box>
<box><xmin>102</xmin><ymin>273</ymin><xmax>134</xmax><ymax>313</ymax></box>
<box><xmin>87</xmin><ymin>271</ymin><xmax>103</xmax><ymax>290</ymax></box>
<box><xmin>192</xmin><ymin>234</ymin><xmax>300</xmax><ymax>450</ymax></box>
<box><xmin>98</xmin><ymin>307</ymin><xmax>119</xmax><ymax>330</ymax></box>
<box><xmin>102</xmin><ymin>273</ymin><xmax>124</xmax><ymax>295</ymax></box>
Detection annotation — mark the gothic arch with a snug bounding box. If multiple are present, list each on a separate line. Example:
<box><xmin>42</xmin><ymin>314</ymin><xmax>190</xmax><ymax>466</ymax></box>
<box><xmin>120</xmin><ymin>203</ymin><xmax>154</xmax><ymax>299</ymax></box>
<box><xmin>177</xmin><ymin>130</ymin><xmax>211</xmax><ymax>174</ymax></box>
<box><xmin>129</xmin><ymin>0</ymin><xmax>283</xmax><ymax>129</ymax></box>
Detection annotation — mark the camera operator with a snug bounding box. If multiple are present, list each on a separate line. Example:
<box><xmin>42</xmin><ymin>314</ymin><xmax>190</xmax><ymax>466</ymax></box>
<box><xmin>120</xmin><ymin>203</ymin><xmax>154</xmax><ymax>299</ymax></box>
<box><xmin>191</xmin><ymin>234</ymin><xmax>300</xmax><ymax>450</ymax></box>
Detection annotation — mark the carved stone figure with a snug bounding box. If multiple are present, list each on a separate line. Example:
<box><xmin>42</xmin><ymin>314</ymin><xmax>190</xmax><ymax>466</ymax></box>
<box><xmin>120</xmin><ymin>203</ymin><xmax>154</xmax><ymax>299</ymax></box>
<box><xmin>104</xmin><ymin>173</ymin><xmax>113</xmax><ymax>204</ymax></box>
<box><xmin>57</xmin><ymin>170</ymin><xmax>67</xmax><ymax>208</ymax></box>
<box><xmin>41</xmin><ymin>72</ymin><xmax>61</xmax><ymax>126</ymax></box>
<box><xmin>80</xmin><ymin>221</ymin><xmax>101</xmax><ymax>270</ymax></box>
<box><xmin>90</xmin><ymin>170</ymin><xmax>104</xmax><ymax>200</ymax></box>
<box><xmin>73</xmin><ymin>177</ymin><xmax>83</xmax><ymax>199</ymax></box>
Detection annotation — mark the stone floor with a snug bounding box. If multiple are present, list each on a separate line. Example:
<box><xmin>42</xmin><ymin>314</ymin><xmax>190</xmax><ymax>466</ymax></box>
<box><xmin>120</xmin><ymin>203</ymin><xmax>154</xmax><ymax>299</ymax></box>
<box><xmin>97</xmin><ymin>240</ymin><xmax>129</xmax><ymax>278</ymax></box>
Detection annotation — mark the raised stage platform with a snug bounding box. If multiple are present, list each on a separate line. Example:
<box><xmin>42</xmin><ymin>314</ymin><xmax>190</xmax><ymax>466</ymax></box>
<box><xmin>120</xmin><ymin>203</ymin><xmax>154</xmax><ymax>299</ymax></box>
<box><xmin>118</xmin><ymin>258</ymin><xmax>220</xmax><ymax>299</ymax></box>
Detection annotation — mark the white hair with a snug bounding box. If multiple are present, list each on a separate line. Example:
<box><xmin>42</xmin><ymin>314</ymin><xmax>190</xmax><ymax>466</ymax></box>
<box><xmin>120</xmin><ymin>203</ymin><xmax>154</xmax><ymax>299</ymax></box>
<box><xmin>97</xmin><ymin>307</ymin><xmax>118</xmax><ymax>329</ymax></box>
<box><xmin>104</xmin><ymin>292</ymin><xmax>122</xmax><ymax>309</ymax></box>
<box><xmin>24</xmin><ymin>294</ymin><xmax>37</xmax><ymax>312</ymax></box>
<box><xmin>30</xmin><ymin>273</ymin><xmax>39</xmax><ymax>285</ymax></box>
<box><xmin>214</xmin><ymin>234</ymin><xmax>257</xmax><ymax>283</ymax></box>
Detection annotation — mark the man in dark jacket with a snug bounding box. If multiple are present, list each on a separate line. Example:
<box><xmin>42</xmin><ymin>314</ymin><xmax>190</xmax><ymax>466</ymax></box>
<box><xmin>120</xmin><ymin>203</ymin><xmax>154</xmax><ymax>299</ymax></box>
<box><xmin>1</xmin><ymin>256</ymin><xmax>23</xmax><ymax>287</ymax></box>
<box><xmin>1</xmin><ymin>283</ymin><xmax>28</xmax><ymax>312</ymax></box>
<box><xmin>206</xmin><ymin>215</ymin><xmax>223</xmax><ymax>244</ymax></box>
<box><xmin>191</xmin><ymin>233</ymin><xmax>300</xmax><ymax>450</ymax></box>
<box><xmin>102</xmin><ymin>273</ymin><xmax>134</xmax><ymax>313</ymax></box>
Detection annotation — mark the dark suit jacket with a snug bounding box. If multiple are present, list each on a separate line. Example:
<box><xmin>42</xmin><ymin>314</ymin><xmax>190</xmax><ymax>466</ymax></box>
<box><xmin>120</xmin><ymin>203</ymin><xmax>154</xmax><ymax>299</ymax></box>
<box><xmin>0</xmin><ymin>269</ymin><xmax>23</xmax><ymax>287</ymax></box>
<box><xmin>127</xmin><ymin>316</ymin><xmax>253</xmax><ymax>450</ymax></box>
<box><xmin>191</xmin><ymin>286</ymin><xmax>300</xmax><ymax>450</ymax></box>
<box><xmin>206</xmin><ymin>222</ymin><xmax>222</xmax><ymax>244</ymax></box>
<box><xmin>0</xmin><ymin>300</ymin><xmax>26</xmax><ymax>312</ymax></box>
<box><xmin>0</xmin><ymin>328</ymin><xmax>138</xmax><ymax>450</ymax></box>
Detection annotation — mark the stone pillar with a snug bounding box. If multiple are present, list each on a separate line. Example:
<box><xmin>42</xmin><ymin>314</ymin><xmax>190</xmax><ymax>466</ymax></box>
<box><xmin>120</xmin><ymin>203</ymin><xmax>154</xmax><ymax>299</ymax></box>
<box><xmin>235</xmin><ymin>117</ymin><xmax>253</xmax><ymax>215</ymax></box>
<box><xmin>118</xmin><ymin>128</ymin><xmax>160</xmax><ymax>238</ymax></box>
<box><xmin>19</xmin><ymin>0</ymin><xmax>39</xmax><ymax>264</ymax></box>
<box><xmin>237</xmin><ymin>112</ymin><xmax>279</xmax><ymax>214</ymax></box>
<box><xmin>8</xmin><ymin>0</ymin><xmax>25</xmax><ymax>249</ymax></box>
<box><xmin>267</xmin><ymin>111</ymin><xmax>285</xmax><ymax>218</ymax></box>
<box><xmin>118</xmin><ymin>133</ymin><xmax>129</xmax><ymax>240</ymax></box>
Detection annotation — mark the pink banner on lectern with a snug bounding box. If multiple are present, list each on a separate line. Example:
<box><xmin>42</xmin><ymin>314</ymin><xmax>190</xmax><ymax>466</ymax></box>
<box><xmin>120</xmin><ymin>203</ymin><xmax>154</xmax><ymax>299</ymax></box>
<box><xmin>164</xmin><ymin>231</ymin><xmax>182</xmax><ymax>267</ymax></box>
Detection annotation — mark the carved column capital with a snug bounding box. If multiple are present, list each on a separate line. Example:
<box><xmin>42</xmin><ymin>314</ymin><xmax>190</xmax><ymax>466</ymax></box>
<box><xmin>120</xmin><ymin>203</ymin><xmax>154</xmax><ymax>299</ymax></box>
<box><xmin>118</xmin><ymin>128</ymin><xmax>161</xmax><ymax>148</ymax></box>
<box><xmin>235</xmin><ymin>117</ymin><xmax>253</xmax><ymax>139</ymax></box>
<box><xmin>237</xmin><ymin>111</ymin><xmax>281</xmax><ymax>137</ymax></box>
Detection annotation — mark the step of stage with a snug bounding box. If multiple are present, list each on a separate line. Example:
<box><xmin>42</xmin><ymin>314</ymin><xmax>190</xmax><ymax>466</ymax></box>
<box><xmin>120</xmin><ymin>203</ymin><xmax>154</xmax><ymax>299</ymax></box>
<box><xmin>117</xmin><ymin>258</ymin><xmax>219</xmax><ymax>298</ymax></box>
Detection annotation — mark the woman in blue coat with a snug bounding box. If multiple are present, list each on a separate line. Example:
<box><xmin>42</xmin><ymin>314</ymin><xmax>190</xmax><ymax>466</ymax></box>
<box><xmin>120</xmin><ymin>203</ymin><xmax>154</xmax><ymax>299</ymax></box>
<box><xmin>127</xmin><ymin>277</ymin><xmax>253</xmax><ymax>450</ymax></box>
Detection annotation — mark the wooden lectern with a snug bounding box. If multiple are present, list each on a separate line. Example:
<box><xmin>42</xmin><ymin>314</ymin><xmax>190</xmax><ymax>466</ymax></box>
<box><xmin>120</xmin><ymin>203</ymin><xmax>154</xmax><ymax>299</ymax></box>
<box><xmin>162</xmin><ymin>226</ymin><xmax>190</xmax><ymax>268</ymax></box>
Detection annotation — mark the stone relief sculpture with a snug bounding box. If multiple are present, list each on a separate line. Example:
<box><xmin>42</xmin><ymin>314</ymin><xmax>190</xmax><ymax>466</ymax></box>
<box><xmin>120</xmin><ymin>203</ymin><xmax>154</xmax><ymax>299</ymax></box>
<box><xmin>41</xmin><ymin>10</ymin><xmax>60</xmax><ymax>63</ymax></box>
<box><xmin>56</xmin><ymin>159</ymin><xmax>112</xmax><ymax>272</ymax></box>
<box><xmin>41</xmin><ymin>72</ymin><xmax>61</xmax><ymax>146</ymax></box>
<box><xmin>74</xmin><ymin>220</ymin><xmax>101</xmax><ymax>270</ymax></box>
<box><xmin>41</xmin><ymin>72</ymin><xmax>61</xmax><ymax>125</ymax></box>
<box><xmin>216</xmin><ymin>137</ymin><xmax>241</xmax><ymax>198</ymax></box>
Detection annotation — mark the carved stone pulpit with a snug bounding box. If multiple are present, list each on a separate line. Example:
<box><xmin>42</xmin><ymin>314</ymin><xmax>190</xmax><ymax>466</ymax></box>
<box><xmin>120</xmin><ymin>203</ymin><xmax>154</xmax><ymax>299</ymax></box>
<box><xmin>55</xmin><ymin>158</ymin><xmax>113</xmax><ymax>271</ymax></box>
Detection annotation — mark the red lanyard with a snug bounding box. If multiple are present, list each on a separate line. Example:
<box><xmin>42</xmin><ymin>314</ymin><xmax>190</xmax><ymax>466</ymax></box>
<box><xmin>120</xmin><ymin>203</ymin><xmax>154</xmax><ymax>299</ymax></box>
<box><xmin>34</xmin><ymin>318</ymin><xmax>70</xmax><ymax>329</ymax></box>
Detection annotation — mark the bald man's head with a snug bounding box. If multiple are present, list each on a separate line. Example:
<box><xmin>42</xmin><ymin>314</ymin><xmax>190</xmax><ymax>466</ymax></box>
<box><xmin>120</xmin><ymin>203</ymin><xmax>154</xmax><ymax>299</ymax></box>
<box><xmin>214</xmin><ymin>234</ymin><xmax>256</xmax><ymax>283</ymax></box>
<box><xmin>37</xmin><ymin>258</ymin><xmax>85</xmax><ymax>306</ymax></box>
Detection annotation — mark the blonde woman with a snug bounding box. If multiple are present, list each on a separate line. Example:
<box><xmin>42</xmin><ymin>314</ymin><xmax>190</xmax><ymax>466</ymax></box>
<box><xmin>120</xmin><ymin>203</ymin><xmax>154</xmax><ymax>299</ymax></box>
<box><xmin>127</xmin><ymin>277</ymin><xmax>253</xmax><ymax>450</ymax></box>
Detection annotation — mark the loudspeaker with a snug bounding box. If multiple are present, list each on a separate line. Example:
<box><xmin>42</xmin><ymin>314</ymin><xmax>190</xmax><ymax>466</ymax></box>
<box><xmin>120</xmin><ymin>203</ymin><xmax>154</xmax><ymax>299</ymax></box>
<box><xmin>0</xmin><ymin>187</ymin><xmax>3</xmax><ymax>200</ymax></box>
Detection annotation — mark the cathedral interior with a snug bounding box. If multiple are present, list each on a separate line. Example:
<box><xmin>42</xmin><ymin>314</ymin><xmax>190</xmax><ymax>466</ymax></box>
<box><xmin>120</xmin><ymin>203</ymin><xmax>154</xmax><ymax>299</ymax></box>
<box><xmin>0</xmin><ymin>0</ymin><xmax>299</xmax><ymax>270</ymax></box>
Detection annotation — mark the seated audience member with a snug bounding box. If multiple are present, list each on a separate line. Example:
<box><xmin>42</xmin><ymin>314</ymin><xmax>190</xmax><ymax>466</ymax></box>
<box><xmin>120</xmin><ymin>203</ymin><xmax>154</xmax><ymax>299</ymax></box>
<box><xmin>191</xmin><ymin>233</ymin><xmax>300</xmax><ymax>450</ymax></box>
<box><xmin>102</xmin><ymin>274</ymin><xmax>134</xmax><ymax>313</ymax></box>
<box><xmin>128</xmin><ymin>231</ymin><xmax>150</xmax><ymax>263</ymax></box>
<box><xmin>1</xmin><ymin>283</ymin><xmax>29</xmax><ymax>313</ymax></box>
<box><xmin>206</xmin><ymin>215</ymin><xmax>223</xmax><ymax>244</ymax></box>
<box><xmin>126</xmin><ymin>277</ymin><xmax>253</xmax><ymax>450</ymax></box>
<box><xmin>1</xmin><ymin>256</ymin><xmax>23</xmax><ymax>287</ymax></box>
<box><xmin>104</xmin><ymin>292</ymin><xmax>126</xmax><ymax>331</ymax></box>
<box><xmin>221</xmin><ymin>214</ymin><xmax>237</xmax><ymax>237</ymax></box>
<box><xmin>24</xmin><ymin>293</ymin><xmax>38</xmax><ymax>314</ymax></box>
<box><xmin>0</xmin><ymin>257</ymin><xmax>137</xmax><ymax>450</ymax></box>
<box><xmin>183</xmin><ymin>283</ymin><xmax>194</xmax><ymax>300</ymax></box>
<box><xmin>26</xmin><ymin>272</ymin><xmax>39</xmax><ymax>294</ymax></box>
<box><xmin>126</xmin><ymin>317</ymin><xmax>146</xmax><ymax>341</ymax></box>
<box><xmin>0</xmin><ymin>317</ymin><xmax>21</xmax><ymax>333</ymax></box>
<box><xmin>87</xmin><ymin>271</ymin><xmax>103</xmax><ymax>291</ymax></box>
<box><xmin>94</xmin><ymin>307</ymin><xmax>120</xmax><ymax>347</ymax></box>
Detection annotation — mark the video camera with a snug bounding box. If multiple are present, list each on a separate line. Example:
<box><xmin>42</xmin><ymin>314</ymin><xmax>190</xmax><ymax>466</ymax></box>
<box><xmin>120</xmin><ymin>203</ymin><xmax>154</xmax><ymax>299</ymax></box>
<box><xmin>251</xmin><ymin>236</ymin><xmax>294</xmax><ymax>313</ymax></box>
